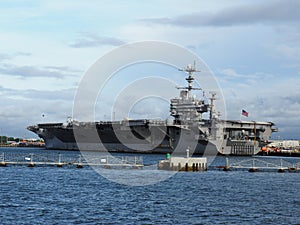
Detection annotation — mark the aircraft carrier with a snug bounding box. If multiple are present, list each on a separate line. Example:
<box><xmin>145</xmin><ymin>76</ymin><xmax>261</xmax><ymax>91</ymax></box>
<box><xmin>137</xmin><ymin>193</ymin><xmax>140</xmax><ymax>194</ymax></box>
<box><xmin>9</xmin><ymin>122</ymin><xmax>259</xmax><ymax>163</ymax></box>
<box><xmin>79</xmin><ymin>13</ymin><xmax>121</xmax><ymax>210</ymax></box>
<box><xmin>27</xmin><ymin>64</ymin><xmax>277</xmax><ymax>155</ymax></box>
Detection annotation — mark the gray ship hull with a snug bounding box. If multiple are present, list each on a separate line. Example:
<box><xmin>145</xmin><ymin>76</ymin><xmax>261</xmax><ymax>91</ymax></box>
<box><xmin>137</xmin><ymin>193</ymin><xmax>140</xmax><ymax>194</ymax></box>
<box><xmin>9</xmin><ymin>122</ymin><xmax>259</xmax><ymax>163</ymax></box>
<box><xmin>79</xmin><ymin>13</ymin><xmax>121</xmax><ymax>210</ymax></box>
<box><xmin>40</xmin><ymin>139</ymin><xmax>218</xmax><ymax>155</ymax></box>
<box><xmin>28</xmin><ymin>121</ymin><xmax>219</xmax><ymax>155</ymax></box>
<box><xmin>27</xmin><ymin>119</ymin><xmax>275</xmax><ymax>156</ymax></box>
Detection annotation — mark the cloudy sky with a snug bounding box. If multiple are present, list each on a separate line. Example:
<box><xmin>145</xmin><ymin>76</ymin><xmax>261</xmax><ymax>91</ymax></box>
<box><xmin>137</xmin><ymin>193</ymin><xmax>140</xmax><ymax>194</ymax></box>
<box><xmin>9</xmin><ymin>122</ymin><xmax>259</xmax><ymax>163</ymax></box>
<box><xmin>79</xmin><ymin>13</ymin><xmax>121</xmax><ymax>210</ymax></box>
<box><xmin>0</xmin><ymin>0</ymin><xmax>299</xmax><ymax>139</ymax></box>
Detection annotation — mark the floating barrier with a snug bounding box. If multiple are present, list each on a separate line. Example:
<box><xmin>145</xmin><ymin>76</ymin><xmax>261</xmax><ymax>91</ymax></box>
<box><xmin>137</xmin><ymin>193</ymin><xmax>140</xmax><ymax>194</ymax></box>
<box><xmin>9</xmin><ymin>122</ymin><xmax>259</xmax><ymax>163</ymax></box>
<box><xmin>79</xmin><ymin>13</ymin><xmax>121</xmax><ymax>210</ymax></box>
<box><xmin>2</xmin><ymin>152</ymin><xmax>299</xmax><ymax>173</ymax></box>
<box><xmin>0</xmin><ymin>152</ymin><xmax>144</xmax><ymax>169</ymax></box>
<box><xmin>216</xmin><ymin>157</ymin><xmax>300</xmax><ymax>173</ymax></box>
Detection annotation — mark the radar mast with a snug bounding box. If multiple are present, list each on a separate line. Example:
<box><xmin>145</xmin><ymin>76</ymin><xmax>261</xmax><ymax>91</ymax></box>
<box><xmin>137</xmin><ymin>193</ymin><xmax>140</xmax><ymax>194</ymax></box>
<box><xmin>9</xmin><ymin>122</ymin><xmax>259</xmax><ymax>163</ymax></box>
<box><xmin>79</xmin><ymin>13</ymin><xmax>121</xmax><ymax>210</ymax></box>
<box><xmin>178</xmin><ymin>61</ymin><xmax>202</xmax><ymax>94</ymax></box>
<box><xmin>170</xmin><ymin>62</ymin><xmax>209</xmax><ymax>123</ymax></box>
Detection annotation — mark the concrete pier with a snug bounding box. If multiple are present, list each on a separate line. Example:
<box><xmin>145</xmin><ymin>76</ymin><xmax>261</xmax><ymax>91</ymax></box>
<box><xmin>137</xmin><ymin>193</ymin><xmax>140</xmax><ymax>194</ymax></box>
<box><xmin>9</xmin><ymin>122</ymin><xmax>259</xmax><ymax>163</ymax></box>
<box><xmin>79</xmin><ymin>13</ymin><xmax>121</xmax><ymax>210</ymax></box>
<box><xmin>158</xmin><ymin>156</ymin><xmax>207</xmax><ymax>171</ymax></box>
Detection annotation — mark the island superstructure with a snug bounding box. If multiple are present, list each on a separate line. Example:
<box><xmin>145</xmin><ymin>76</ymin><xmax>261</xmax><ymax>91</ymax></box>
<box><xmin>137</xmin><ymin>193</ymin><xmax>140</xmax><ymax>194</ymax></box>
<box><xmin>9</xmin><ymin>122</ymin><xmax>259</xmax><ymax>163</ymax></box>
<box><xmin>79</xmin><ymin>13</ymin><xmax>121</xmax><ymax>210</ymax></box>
<box><xmin>27</xmin><ymin>64</ymin><xmax>277</xmax><ymax>155</ymax></box>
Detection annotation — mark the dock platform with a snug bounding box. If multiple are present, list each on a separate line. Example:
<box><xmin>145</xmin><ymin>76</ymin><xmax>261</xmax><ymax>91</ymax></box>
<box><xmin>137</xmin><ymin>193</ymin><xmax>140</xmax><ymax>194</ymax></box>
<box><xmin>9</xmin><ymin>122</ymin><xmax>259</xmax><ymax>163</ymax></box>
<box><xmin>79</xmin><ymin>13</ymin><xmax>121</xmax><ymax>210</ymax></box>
<box><xmin>158</xmin><ymin>156</ymin><xmax>207</xmax><ymax>171</ymax></box>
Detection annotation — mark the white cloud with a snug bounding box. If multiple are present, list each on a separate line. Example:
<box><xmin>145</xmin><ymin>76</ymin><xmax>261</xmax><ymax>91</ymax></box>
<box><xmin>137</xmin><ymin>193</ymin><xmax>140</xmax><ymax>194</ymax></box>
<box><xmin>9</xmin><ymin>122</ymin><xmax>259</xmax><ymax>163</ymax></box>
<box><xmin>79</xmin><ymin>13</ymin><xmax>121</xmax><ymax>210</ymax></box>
<box><xmin>274</xmin><ymin>44</ymin><xmax>300</xmax><ymax>59</ymax></box>
<box><xmin>0</xmin><ymin>93</ymin><xmax>74</xmax><ymax>137</ymax></box>
<box><xmin>69</xmin><ymin>33</ymin><xmax>126</xmax><ymax>48</ymax></box>
<box><xmin>141</xmin><ymin>0</ymin><xmax>300</xmax><ymax>27</ymax></box>
<box><xmin>0</xmin><ymin>64</ymin><xmax>76</xmax><ymax>79</ymax></box>
<box><xmin>220</xmin><ymin>69</ymin><xmax>244</xmax><ymax>78</ymax></box>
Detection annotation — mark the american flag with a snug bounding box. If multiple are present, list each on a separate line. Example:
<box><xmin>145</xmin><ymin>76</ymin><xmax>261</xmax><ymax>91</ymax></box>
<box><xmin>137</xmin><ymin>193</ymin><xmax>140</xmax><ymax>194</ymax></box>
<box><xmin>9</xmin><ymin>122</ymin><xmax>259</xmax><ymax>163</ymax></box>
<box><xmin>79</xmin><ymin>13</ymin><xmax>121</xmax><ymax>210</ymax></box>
<box><xmin>242</xmin><ymin>109</ymin><xmax>249</xmax><ymax>117</ymax></box>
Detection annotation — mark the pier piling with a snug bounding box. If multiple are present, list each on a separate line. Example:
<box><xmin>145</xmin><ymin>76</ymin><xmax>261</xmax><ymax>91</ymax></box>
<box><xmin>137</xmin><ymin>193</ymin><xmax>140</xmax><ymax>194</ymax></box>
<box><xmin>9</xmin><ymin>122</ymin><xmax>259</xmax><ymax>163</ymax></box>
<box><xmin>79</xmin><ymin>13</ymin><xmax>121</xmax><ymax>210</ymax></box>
<box><xmin>0</xmin><ymin>153</ymin><xmax>6</xmax><ymax>167</ymax></box>
<box><xmin>27</xmin><ymin>153</ymin><xmax>35</xmax><ymax>167</ymax></box>
<box><xmin>57</xmin><ymin>154</ymin><xmax>63</xmax><ymax>167</ymax></box>
<box><xmin>223</xmin><ymin>157</ymin><xmax>230</xmax><ymax>171</ymax></box>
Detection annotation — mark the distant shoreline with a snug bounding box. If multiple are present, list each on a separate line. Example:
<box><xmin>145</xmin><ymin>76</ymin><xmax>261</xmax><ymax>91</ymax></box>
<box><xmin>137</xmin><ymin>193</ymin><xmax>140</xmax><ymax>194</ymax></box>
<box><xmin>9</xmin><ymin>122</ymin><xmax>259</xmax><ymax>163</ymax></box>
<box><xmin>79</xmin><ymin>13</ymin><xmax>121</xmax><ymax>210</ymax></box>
<box><xmin>258</xmin><ymin>151</ymin><xmax>300</xmax><ymax>157</ymax></box>
<box><xmin>0</xmin><ymin>143</ymin><xmax>45</xmax><ymax>148</ymax></box>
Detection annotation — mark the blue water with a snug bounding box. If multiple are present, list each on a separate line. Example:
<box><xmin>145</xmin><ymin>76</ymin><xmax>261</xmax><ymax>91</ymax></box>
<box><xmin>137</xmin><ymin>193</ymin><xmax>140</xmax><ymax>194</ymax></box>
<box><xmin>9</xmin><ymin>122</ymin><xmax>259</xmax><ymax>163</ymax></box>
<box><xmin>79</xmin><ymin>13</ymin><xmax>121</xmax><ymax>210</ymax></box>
<box><xmin>0</xmin><ymin>147</ymin><xmax>299</xmax><ymax>224</ymax></box>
